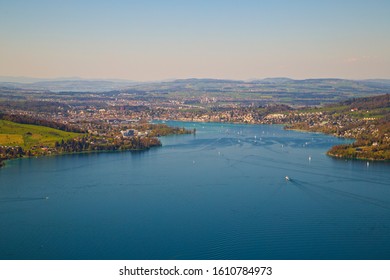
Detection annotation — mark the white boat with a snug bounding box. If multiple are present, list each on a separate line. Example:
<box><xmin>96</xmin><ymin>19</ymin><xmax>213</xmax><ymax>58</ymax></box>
<box><xmin>285</xmin><ymin>176</ymin><xmax>290</xmax><ymax>181</ymax></box>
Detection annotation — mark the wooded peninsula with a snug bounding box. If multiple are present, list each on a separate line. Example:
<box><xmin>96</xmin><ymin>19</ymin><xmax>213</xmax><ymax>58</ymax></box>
<box><xmin>0</xmin><ymin>119</ymin><xmax>193</xmax><ymax>167</ymax></box>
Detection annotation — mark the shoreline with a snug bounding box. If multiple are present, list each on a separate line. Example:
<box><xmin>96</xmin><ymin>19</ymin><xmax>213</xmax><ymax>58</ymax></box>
<box><xmin>0</xmin><ymin>121</ymin><xmax>195</xmax><ymax>168</ymax></box>
<box><xmin>326</xmin><ymin>151</ymin><xmax>389</xmax><ymax>161</ymax></box>
<box><xmin>174</xmin><ymin>119</ymin><xmax>389</xmax><ymax>161</ymax></box>
<box><xmin>0</xmin><ymin>145</ymin><xmax>160</xmax><ymax>168</ymax></box>
<box><xmin>1</xmin><ymin>121</ymin><xmax>388</xmax><ymax>168</ymax></box>
<box><xmin>284</xmin><ymin>126</ymin><xmax>389</xmax><ymax>161</ymax></box>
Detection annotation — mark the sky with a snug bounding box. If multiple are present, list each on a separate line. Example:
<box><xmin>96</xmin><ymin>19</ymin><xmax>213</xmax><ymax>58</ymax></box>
<box><xmin>1</xmin><ymin>0</ymin><xmax>390</xmax><ymax>81</ymax></box>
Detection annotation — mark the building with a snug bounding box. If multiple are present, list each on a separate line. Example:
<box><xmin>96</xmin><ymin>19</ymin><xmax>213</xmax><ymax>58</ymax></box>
<box><xmin>120</xmin><ymin>129</ymin><xmax>137</xmax><ymax>137</ymax></box>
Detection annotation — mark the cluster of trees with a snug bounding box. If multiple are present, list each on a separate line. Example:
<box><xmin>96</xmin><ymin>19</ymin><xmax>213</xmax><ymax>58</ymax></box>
<box><xmin>118</xmin><ymin>136</ymin><xmax>161</xmax><ymax>150</ymax></box>
<box><xmin>0</xmin><ymin>113</ymin><xmax>85</xmax><ymax>133</ymax></box>
<box><xmin>0</xmin><ymin>146</ymin><xmax>24</xmax><ymax>166</ymax></box>
<box><xmin>129</xmin><ymin>123</ymin><xmax>194</xmax><ymax>137</ymax></box>
<box><xmin>54</xmin><ymin>136</ymin><xmax>161</xmax><ymax>153</ymax></box>
<box><xmin>0</xmin><ymin>100</ymin><xmax>66</xmax><ymax>113</ymax></box>
<box><xmin>339</xmin><ymin>94</ymin><xmax>389</xmax><ymax>110</ymax></box>
<box><xmin>55</xmin><ymin>137</ymin><xmax>91</xmax><ymax>152</ymax></box>
<box><xmin>327</xmin><ymin>142</ymin><xmax>390</xmax><ymax>160</ymax></box>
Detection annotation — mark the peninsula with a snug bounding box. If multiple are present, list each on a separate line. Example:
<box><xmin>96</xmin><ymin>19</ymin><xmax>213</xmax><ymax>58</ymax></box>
<box><xmin>0</xmin><ymin>118</ymin><xmax>193</xmax><ymax>167</ymax></box>
<box><xmin>284</xmin><ymin>94</ymin><xmax>390</xmax><ymax>160</ymax></box>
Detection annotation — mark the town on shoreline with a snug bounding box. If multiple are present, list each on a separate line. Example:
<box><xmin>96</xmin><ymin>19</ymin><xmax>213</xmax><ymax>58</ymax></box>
<box><xmin>1</xmin><ymin>87</ymin><xmax>389</xmax><ymax>167</ymax></box>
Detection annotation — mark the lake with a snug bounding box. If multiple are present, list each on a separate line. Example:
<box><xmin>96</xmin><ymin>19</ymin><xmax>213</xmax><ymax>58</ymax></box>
<box><xmin>0</xmin><ymin>121</ymin><xmax>389</xmax><ymax>259</ymax></box>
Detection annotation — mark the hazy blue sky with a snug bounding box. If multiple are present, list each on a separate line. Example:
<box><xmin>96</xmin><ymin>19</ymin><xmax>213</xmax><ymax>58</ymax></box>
<box><xmin>1</xmin><ymin>0</ymin><xmax>389</xmax><ymax>81</ymax></box>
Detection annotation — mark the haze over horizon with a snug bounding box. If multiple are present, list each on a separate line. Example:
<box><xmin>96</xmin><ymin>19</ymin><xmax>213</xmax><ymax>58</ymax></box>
<box><xmin>1</xmin><ymin>0</ymin><xmax>390</xmax><ymax>81</ymax></box>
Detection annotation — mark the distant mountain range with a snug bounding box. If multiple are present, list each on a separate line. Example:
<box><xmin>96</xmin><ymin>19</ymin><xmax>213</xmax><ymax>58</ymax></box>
<box><xmin>1</xmin><ymin>77</ymin><xmax>390</xmax><ymax>106</ymax></box>
<box><xmin>0</xmin><ymin>76</ymin><xmax>137</xmax><ymax>92</ymax></box>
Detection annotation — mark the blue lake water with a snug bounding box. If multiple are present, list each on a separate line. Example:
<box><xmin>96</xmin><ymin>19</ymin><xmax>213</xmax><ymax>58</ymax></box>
<box><xmin>0</xmin><ymin>121</ymin><xmax>389</xmax><ymax>260</ymax></box>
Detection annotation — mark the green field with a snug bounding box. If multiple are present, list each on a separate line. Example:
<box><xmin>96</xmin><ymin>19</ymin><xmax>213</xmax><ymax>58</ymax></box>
<box><xmin>0</xmin><ymin>120</ymin><xmax>82</xmax><ymax>149</ymax></box>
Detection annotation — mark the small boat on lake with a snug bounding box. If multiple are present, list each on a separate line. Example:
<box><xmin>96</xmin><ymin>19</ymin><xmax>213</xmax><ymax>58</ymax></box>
<box><xmin>285</xmin><ymin>176</ymin><xmax>290</xmax><ymax>181</ymax></box>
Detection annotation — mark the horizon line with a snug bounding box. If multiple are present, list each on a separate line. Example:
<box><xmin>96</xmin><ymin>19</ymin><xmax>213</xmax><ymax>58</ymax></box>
<box><xmin>1</xmin><ymin>75</ymin><xmax>390</xmax><ymax>84</ymax></box>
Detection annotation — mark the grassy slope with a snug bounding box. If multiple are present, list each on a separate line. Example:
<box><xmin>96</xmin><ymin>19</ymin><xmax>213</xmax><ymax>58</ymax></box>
<box><xmin>0</xmin><ymin>120</ymin><xmax>81</xmax><ymax>149</ymax></box>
